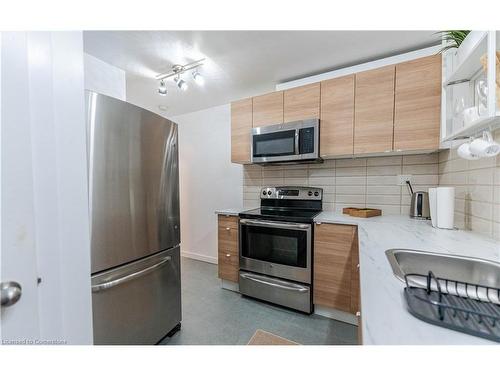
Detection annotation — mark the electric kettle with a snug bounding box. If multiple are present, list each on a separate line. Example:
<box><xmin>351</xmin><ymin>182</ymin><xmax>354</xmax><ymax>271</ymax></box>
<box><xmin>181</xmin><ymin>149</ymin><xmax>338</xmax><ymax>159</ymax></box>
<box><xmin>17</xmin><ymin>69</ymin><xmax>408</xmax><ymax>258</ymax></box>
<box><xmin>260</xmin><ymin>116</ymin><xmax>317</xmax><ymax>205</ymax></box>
<box><xmin>406</xmin><ymin>181</ymin><xmax>430</xmax><ymax>219</ymax></box>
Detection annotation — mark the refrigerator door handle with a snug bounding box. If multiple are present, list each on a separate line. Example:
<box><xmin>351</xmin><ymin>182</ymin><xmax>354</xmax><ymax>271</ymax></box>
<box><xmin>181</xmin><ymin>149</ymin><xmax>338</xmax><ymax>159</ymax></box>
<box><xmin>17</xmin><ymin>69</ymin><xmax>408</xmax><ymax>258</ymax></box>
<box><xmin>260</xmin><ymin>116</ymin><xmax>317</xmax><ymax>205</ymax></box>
<box><xmin>92</xmin><ymin>256</ymin><xmax>172</xmax><ymax>292</ymax></box>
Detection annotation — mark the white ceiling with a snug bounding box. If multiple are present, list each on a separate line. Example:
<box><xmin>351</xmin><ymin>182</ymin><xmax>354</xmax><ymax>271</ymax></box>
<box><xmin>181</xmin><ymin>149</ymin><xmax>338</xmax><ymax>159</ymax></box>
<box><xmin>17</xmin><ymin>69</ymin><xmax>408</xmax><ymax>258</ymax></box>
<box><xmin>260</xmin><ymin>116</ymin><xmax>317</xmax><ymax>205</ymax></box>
<box><xmin>83</xmin><ymin>31</ymin><xmax>439</xmax><ymax>117</ymax></box>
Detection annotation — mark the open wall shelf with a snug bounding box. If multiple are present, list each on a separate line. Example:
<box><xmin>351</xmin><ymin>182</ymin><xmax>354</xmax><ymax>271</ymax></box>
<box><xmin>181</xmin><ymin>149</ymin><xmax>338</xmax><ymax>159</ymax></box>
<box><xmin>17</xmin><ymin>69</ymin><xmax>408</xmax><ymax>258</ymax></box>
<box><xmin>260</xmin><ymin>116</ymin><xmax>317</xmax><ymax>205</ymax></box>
<box><xmin>442</xmin><ymin>31</ymin><xmax>500</xmax><ymax>142</ymax></box>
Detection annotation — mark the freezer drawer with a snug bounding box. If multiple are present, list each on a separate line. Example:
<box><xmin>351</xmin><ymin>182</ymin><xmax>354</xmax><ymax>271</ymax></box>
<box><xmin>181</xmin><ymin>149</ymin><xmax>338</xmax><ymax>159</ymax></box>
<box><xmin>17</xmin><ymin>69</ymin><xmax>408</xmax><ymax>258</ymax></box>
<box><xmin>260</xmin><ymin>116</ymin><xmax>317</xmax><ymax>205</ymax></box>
<box><xmin>91</xmin><ymin>246</ymin><xmax>181</xmax><ymax>345</ymax></box>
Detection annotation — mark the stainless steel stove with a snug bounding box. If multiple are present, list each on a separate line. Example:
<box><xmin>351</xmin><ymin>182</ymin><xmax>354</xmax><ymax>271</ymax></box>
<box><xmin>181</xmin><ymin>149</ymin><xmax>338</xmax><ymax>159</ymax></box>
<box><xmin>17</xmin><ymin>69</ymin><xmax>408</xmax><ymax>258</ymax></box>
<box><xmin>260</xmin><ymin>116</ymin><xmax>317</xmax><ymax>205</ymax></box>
<box><xmin>238</xmin><ymin>186</ymin><xmax>322</xmax><ymax>313</ymax></box>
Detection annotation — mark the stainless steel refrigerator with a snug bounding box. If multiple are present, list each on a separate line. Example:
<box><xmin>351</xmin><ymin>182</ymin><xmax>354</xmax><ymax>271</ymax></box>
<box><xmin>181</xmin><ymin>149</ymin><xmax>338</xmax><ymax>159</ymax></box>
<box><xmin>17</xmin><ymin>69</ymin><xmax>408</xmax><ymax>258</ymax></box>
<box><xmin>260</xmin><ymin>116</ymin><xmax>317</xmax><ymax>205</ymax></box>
<box><xmin>85</xmin><ymin>91</ymin><xmax>181</xmax><ymax>345</ymax></box>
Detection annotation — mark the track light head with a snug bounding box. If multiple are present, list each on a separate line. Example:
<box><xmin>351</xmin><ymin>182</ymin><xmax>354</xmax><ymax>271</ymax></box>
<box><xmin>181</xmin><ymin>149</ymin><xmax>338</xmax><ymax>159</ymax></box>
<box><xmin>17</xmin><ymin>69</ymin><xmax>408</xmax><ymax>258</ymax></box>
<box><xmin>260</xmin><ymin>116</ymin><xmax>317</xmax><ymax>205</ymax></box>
<box><xmin>192</xmin><ymin>71</ymin><xmax>204</xmax><ymax>86</ymax></box>
<box><xmin>158</xmin><ymin>80</ymin><xmax>167</xmax><ymax>96</ymax></box>
<box><xmin>175</xmin><ymin>76</ymin><xmax>188</xmax><ymax>91</ymax></box>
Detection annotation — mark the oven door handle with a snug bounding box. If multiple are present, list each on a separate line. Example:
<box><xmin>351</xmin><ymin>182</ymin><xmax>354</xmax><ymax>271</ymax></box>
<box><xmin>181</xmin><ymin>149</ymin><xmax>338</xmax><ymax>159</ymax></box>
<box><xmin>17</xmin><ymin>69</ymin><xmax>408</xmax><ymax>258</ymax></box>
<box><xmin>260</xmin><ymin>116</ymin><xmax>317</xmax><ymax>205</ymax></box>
<box><xmin>239</xmin><ymin>219</ymin><xmax>310</xmax><ymax>230</ymax></box>
<box><xmin>240</xmin><ymin>273</ymin><xmax>309</xmax><ymax>293</ymax></box>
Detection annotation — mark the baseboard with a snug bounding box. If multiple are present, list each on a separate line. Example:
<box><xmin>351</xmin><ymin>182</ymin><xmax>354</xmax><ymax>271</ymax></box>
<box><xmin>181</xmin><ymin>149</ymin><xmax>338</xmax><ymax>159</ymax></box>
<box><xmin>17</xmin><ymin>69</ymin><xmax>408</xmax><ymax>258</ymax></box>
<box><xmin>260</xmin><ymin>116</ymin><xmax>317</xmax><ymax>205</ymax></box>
<box><xmin>181</xmin><ymin>250</ymin><xmax>217</xmax><ymax>264</ymax></box>
<box><xmin>221</xmin><ymin>279</ymin><xmax>239</xmax><ymax>292</ymax></box>
<box><xmin>314</xmin><ymin>305</ymin><xmax>358</xmax><ymax>326</ymax></box>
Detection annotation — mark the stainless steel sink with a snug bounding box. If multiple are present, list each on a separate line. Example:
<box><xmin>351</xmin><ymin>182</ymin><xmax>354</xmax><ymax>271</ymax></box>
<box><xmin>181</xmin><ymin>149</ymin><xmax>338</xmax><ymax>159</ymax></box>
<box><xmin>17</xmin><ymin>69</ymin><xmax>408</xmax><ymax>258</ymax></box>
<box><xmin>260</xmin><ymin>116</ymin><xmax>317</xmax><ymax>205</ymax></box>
<box><xmin>386</xmin><ymin>249</ymin><xmax>500</xmax><ymax>290</ymax></box>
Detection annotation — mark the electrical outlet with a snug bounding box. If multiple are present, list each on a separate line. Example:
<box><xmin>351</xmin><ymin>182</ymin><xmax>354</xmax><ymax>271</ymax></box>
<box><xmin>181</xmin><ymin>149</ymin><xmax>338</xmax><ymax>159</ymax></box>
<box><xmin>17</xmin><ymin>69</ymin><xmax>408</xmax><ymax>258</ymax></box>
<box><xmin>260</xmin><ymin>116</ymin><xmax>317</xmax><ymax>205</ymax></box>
<box><xmin>397</xmin><ymin>175</ymin><xmax>413</xmax><ymax>186</ymax></box>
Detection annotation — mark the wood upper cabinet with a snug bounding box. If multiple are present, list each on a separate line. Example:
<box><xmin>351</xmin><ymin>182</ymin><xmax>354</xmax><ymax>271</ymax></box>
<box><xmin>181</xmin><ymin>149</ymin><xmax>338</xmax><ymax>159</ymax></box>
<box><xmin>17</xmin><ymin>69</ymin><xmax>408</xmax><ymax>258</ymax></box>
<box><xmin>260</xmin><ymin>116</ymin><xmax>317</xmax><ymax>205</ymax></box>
<box><xmin>394</xmin><ymin>54</ymin><xmax>442</xmax><ymax>151</ymax></box>
<box><xmin>252</xmin><ymin>91</ymin><xmax>283</xmax><ymax>128</ymax></box>
<box><xmin>284</xmin><ymin>82</ymin><xmax>320</xmax><ymax>123</ymax></box>
<box><xmin>320</xmin><ymin>75</ymin><xmax>355</xmax><ymax>157</ymax></box>
<box><xmin>231</xmin><ymin>98</ymin><xmax>252</xmax><ymax>164</ymax></box>
<box><xmin>217</xmin><ymin>215</ymin><xmax>239</xmax><ymax>282</ymax></box>
<box><xmin>354</xmin><ymin>65</ymin><xmax>395</xmax><ymax>154</ymax></box>
<box><xmin>314</xmin><ymin>223</ymin><xmax>357</xmax><ymax>313</ymax></box>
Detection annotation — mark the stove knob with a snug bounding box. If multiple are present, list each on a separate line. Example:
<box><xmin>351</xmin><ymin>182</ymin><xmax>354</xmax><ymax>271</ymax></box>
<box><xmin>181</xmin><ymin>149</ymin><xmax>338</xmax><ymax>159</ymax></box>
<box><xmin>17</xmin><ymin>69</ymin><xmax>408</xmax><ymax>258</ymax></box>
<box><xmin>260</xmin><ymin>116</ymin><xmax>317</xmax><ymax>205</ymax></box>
<box><xmin>314</xmin><ymin>191</ymin><xmax>319</xmax><ymax>197</ymax></box>
<box><xmin>308</xmin><ymin>191</ymin><xmax>313</xmax><ymax>196</ymax></box>
<box><xmin>262</xmin><ymin>191</ymin><xmax>267</xmax><ymax>195</ymax></box>
<box><xmin>267</xmin><ymin>191</ymin><xmax>272</xmax><ymax>195</ymax></box>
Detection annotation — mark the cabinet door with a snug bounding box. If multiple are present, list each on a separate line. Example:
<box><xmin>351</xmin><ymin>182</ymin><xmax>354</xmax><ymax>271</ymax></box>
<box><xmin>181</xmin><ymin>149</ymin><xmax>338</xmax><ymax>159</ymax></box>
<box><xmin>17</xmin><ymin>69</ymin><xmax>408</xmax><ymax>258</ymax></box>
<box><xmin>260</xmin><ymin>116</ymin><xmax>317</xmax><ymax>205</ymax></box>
<box><xmin>313</xmin><ymin>223</ymin><xmax>355</xmax><ymax>313</ymax></box>
<box><xmin>284</xmin><ymin>82</ymin><xmax>320</xmax><ymax>123</ymax></box>
<box><xmin>394</xmin><ymin>55</ymin><xmax>442</xmax><ymax>151</ymax></box>
<box><xmin>354</xmin><ymin>65</ymin><xmax>395</xmax><ymax>154</ymax></box>
<box><xmin>252</xmin><ymin>91</ymin><xmax>283</xmax><ymax>128</ymax></box>
<box><xmin>231</xmin><ymin>98</ymin><xmax>252</xmax><ymax>164</ymax></box>
<box><xmin>320</xmin><ymin>75</ymin><xmax>355</xmax><ymax>157</ymax></box>
<box><xmin>217</xmin><ymin>215</ymin><xmax>239</xmax><ymax>282</ymax></box>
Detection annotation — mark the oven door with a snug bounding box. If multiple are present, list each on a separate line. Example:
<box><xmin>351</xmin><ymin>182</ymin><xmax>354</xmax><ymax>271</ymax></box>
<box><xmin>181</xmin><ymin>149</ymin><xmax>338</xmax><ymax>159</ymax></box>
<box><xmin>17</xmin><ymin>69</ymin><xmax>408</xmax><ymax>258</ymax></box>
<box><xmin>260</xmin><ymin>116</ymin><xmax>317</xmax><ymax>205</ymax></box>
<box><xmin>239</xmin><ymin>219</ymin><xmax>311</xmax><ymax>284</ymax></box>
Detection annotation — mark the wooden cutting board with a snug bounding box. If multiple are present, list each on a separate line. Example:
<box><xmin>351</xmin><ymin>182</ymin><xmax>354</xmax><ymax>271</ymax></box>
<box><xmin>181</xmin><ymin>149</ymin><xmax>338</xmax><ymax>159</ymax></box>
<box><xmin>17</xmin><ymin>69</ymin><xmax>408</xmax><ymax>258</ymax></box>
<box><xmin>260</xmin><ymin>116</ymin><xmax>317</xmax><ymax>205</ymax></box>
<box><xmin>343</xmin><ymin>207</ymin><xmax>382</xmax><ymax>218</ymax></box>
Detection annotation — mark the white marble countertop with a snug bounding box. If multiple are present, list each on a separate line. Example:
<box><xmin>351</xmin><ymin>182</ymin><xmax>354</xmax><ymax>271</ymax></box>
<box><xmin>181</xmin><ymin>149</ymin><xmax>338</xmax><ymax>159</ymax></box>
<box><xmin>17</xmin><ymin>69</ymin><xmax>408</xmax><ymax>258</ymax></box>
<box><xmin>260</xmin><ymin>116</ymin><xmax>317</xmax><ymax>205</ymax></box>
<box><xmin>214</xmin><ymin>208</ymin><xmax>247</xmax><ymax>216</ymax></box>
<box><xmin>315</xmin><ymin>212</ymin><xmax>500</xmax><ymax>345</ymax></box>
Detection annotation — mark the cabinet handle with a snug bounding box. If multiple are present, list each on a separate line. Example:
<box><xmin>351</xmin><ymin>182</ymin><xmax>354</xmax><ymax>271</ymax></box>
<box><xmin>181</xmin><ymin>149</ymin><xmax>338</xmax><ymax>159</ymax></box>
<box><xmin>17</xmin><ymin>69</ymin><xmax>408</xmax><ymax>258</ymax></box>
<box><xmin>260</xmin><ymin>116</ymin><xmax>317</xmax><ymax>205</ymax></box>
<box><xmin>226</xmin><ymin>253</ymin><xmax>231</xmax><ymax>258</ymax></box>
<box><xmin>226</xmin><ymin>227</ymin><xmax>230</xmax><ymax>231</ymax></box>
<box><xmin>357</xmin><ymin>263</ymin><xmax>360</xmax><ymax>269</ymax></box>
<box><xmin>356</xmin><ymin>311</ymin><xmax>361</xmax><ymax>317</ymax></box>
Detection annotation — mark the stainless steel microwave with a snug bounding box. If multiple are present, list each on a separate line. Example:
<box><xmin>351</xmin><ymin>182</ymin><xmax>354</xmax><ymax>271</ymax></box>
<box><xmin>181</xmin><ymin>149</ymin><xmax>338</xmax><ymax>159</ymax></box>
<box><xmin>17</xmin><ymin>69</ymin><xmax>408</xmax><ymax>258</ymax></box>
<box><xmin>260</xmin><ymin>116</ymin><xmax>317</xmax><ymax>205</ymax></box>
<box><xmin>251</xmin><ymin>119</ymin><xmax>320</xmax><ymax>164</ymax></box>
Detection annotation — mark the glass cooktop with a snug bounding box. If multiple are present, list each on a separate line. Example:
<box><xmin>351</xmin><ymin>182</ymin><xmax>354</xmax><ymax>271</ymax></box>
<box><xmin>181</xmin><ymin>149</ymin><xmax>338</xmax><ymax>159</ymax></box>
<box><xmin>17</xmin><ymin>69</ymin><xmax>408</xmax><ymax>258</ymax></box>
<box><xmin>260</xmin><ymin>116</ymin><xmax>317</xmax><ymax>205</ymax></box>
<box><xmin>239</xmin><ymin>207</ymin><xmax>321</xmax><ymax>223</ymax></box>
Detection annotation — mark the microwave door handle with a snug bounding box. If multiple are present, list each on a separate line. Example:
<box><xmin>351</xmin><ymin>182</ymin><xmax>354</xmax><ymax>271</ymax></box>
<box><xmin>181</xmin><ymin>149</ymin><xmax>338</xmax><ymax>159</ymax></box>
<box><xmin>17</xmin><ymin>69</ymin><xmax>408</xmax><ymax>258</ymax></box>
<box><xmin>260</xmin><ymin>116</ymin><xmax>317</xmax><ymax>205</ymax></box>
<box><xmin>91</xmin><ymin>256</ymin><xmax>172</xmax><ymax>292</ymax></box>
<box><xmin>239</xmin><ymin>219</ymin><xmax>309</xmax><ymax>230</ymax></box>
<box><xmin>294</xmin><ymin>129</ymin><xmax>300</xmax><ymax>155</ymax></box>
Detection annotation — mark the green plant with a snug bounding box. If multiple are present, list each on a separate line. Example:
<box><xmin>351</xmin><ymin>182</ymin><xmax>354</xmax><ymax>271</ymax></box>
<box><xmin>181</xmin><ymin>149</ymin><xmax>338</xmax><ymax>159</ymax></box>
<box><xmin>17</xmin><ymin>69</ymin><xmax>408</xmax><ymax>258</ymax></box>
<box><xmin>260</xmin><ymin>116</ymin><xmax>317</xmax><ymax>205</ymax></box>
<box><xmin>438</xmin><ymin>30</ymin><xmax>471</xmax><ymax>54</ymax></box>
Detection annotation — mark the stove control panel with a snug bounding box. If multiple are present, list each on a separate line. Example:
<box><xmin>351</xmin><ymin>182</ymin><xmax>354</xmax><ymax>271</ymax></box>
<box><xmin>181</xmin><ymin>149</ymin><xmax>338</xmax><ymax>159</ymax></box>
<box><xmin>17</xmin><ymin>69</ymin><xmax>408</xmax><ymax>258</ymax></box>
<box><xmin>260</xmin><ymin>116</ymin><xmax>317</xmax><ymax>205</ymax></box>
<box><xmin>261</xmin><ymin>186</ymin><xmax>322</xmax><ymax>200</ymax></box>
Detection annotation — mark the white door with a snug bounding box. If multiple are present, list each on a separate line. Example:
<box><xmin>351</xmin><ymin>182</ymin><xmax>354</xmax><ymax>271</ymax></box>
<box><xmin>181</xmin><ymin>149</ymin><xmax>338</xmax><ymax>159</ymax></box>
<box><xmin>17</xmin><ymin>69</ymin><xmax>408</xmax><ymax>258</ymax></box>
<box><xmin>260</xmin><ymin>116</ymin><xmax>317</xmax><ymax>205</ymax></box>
<box><xmin>0</xmin><ymin>32</ymin><xmax>41</xmax><ymax>344</ymax></box>
<box><xmin>1</xmin><ymin>31</ymin><xmax>93</xmax><ymax>345</ymax></box>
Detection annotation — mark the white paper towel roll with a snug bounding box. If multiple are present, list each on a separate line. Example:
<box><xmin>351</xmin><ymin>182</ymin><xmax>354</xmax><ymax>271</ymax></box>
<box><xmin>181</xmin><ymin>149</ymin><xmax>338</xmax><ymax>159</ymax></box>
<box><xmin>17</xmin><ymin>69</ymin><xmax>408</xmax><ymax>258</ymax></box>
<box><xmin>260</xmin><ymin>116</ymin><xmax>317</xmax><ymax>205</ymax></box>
<box><xmin>436</xmin><ymin>187</ymin><xmax>455</xmax><ymax>229</ymax></box>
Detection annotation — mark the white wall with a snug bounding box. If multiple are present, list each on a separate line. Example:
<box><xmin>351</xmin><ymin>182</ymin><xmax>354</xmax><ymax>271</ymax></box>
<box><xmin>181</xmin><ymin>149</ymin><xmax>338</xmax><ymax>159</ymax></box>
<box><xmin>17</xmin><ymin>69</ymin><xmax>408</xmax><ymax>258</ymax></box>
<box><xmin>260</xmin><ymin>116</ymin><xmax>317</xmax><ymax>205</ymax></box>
<box><xmin>172</xmin><ymin>104</ymin><xmax>243</xmax><ymax>263</ymax></box>
<box><xmin>83</xmin><ymin>53</ymin><xmax>126</xmax><ymax>100</ymax></box>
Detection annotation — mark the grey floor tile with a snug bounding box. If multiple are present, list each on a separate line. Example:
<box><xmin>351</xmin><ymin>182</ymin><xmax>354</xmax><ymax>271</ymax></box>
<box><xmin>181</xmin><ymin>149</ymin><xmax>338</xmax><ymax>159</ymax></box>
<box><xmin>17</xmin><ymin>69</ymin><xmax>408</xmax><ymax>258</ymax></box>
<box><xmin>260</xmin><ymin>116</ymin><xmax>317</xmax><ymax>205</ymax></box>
<box><xmin>159</xmin><ymin>257</ymin><xmax>357</xmax><ymax>345</ymax></box>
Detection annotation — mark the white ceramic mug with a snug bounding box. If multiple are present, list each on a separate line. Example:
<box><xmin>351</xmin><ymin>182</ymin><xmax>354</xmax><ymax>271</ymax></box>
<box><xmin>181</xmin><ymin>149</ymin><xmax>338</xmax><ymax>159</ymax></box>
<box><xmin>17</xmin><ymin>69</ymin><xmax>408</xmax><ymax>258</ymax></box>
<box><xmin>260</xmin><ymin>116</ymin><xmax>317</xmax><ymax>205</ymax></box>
<box><xmin>469</xmin><ymin>131</ymin><xmax>500</xmax><ymax>157</ymax></box>
<box><xmin>457</xmin><ymin>141</ymin><xmax>480</xmax><ymax>160</ymax></box>
<box><xmin>462</xmin><ymin>107</ymin><xmax>480</xmax><ymax>125</ymax></box>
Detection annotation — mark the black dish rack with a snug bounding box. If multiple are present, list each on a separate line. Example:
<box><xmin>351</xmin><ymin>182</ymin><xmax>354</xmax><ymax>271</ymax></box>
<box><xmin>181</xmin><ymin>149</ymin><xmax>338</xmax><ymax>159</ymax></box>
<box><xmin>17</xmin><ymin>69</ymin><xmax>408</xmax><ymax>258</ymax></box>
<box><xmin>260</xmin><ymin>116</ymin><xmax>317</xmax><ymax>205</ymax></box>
<box><xmin>404</xmin><ymin>271</ymin><xmax>500</xmax><ymax>342</ymax></box>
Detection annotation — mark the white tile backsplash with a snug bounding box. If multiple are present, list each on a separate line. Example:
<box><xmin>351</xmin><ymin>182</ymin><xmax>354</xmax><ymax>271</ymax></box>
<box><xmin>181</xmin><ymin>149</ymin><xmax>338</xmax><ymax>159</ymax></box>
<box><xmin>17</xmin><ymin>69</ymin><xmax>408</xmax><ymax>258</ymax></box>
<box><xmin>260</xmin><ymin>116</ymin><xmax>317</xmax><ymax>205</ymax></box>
<box><xmin>242</xmin><ymin>154</ymin><xmax>439</xmax><ymax>216</ymax></box>
<box><xmin>438</xmin><ymin>129</ymin><xmax>500</xmax><ymax>240</ymax></box>
<box><xmin>241</xmin><ymin>133</ymin><xmax>500</xmax><ymax>241</ymax></box>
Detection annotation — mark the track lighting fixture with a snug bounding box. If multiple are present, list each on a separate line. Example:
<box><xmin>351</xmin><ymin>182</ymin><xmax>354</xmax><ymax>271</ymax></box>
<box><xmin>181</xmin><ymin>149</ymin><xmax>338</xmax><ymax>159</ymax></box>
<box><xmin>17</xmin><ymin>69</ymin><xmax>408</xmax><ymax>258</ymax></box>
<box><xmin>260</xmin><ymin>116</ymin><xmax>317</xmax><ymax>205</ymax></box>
<box><xmin>155</xmin><ymin>58</ymin><xmax>205</xmax><ymax>95</ymax></box>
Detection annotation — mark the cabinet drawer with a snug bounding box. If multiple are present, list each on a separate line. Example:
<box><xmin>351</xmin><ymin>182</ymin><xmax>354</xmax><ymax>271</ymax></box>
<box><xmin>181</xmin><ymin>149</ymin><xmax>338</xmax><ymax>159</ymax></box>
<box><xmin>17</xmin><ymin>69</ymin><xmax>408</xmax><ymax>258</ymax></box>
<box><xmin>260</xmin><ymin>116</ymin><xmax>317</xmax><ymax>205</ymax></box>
<box><xmin>218</xmin><ymin>248</ymin><xmax>239</xmax><ymax>282</ymax></box>
<box><xmin>218</xmin><ymin>225</ymin><xmax>238</xmax><ymax>244</ymax></box>
<box><xmin>218</xmin><ymin>215</ymin><xmax>239</xmax><ymax>230</ymax></box>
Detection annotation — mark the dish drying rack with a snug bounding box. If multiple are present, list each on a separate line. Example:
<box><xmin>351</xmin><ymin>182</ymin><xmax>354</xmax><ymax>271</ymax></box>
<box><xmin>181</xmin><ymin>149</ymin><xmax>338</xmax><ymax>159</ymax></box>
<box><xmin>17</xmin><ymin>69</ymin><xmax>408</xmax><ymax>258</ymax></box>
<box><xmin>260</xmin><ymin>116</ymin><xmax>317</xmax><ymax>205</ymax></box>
<box><xmin>404</xmin><ymin>272</ymin><xmax>500</xmax><ymax>342</ymax></box>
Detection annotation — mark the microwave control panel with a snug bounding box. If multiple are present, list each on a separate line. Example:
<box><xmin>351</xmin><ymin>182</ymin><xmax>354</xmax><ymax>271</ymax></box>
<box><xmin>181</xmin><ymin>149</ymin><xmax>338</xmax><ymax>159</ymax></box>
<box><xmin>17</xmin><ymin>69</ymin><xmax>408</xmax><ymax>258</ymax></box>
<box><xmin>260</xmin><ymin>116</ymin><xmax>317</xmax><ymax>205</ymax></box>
<box><xmin>299</xmin><ymin>127</ymin><xmax>315</xmax><ymax>154</ymax></box>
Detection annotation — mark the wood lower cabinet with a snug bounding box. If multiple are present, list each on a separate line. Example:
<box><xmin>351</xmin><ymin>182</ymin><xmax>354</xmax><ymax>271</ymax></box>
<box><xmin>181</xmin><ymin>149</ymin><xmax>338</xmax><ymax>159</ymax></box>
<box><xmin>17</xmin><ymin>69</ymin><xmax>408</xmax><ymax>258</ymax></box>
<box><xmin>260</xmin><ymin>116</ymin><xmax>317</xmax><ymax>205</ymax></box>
<box><xmin>231</xmin><ymin>98</ymin><xmax>252</xmax><ymax>164</ymax></box>
<box><xmin>354</xmin><ymin>65</ymin><xmax>395</xmax><ymax>154</ymax></box>
<box><xmin>217</xmin><ymin>215</ymin><xmax>239</xmax><ymax>282</ymax></box>
<box><xmin>320</xmin><ymin>75</ymin><xmax>355</xmax><ymax>157</ymax></box>
<box><xmin>313</xmin><ymin>223</ymin><xmax>359</xmax><ymax>314</ymax></box>
<box><xmin>394</xmin><ymin>54</ymin><xmax>442</xmax><ymax>151</ymax></box>
<box><xmin>252</xmin><ymin>91</ymin><xmax>283</xmax><ymax>128</ymax></box>
<box><xmin>284</xmin><ymin>82</ymin><xmax>320</xmax><ymax>123</ymax></box>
